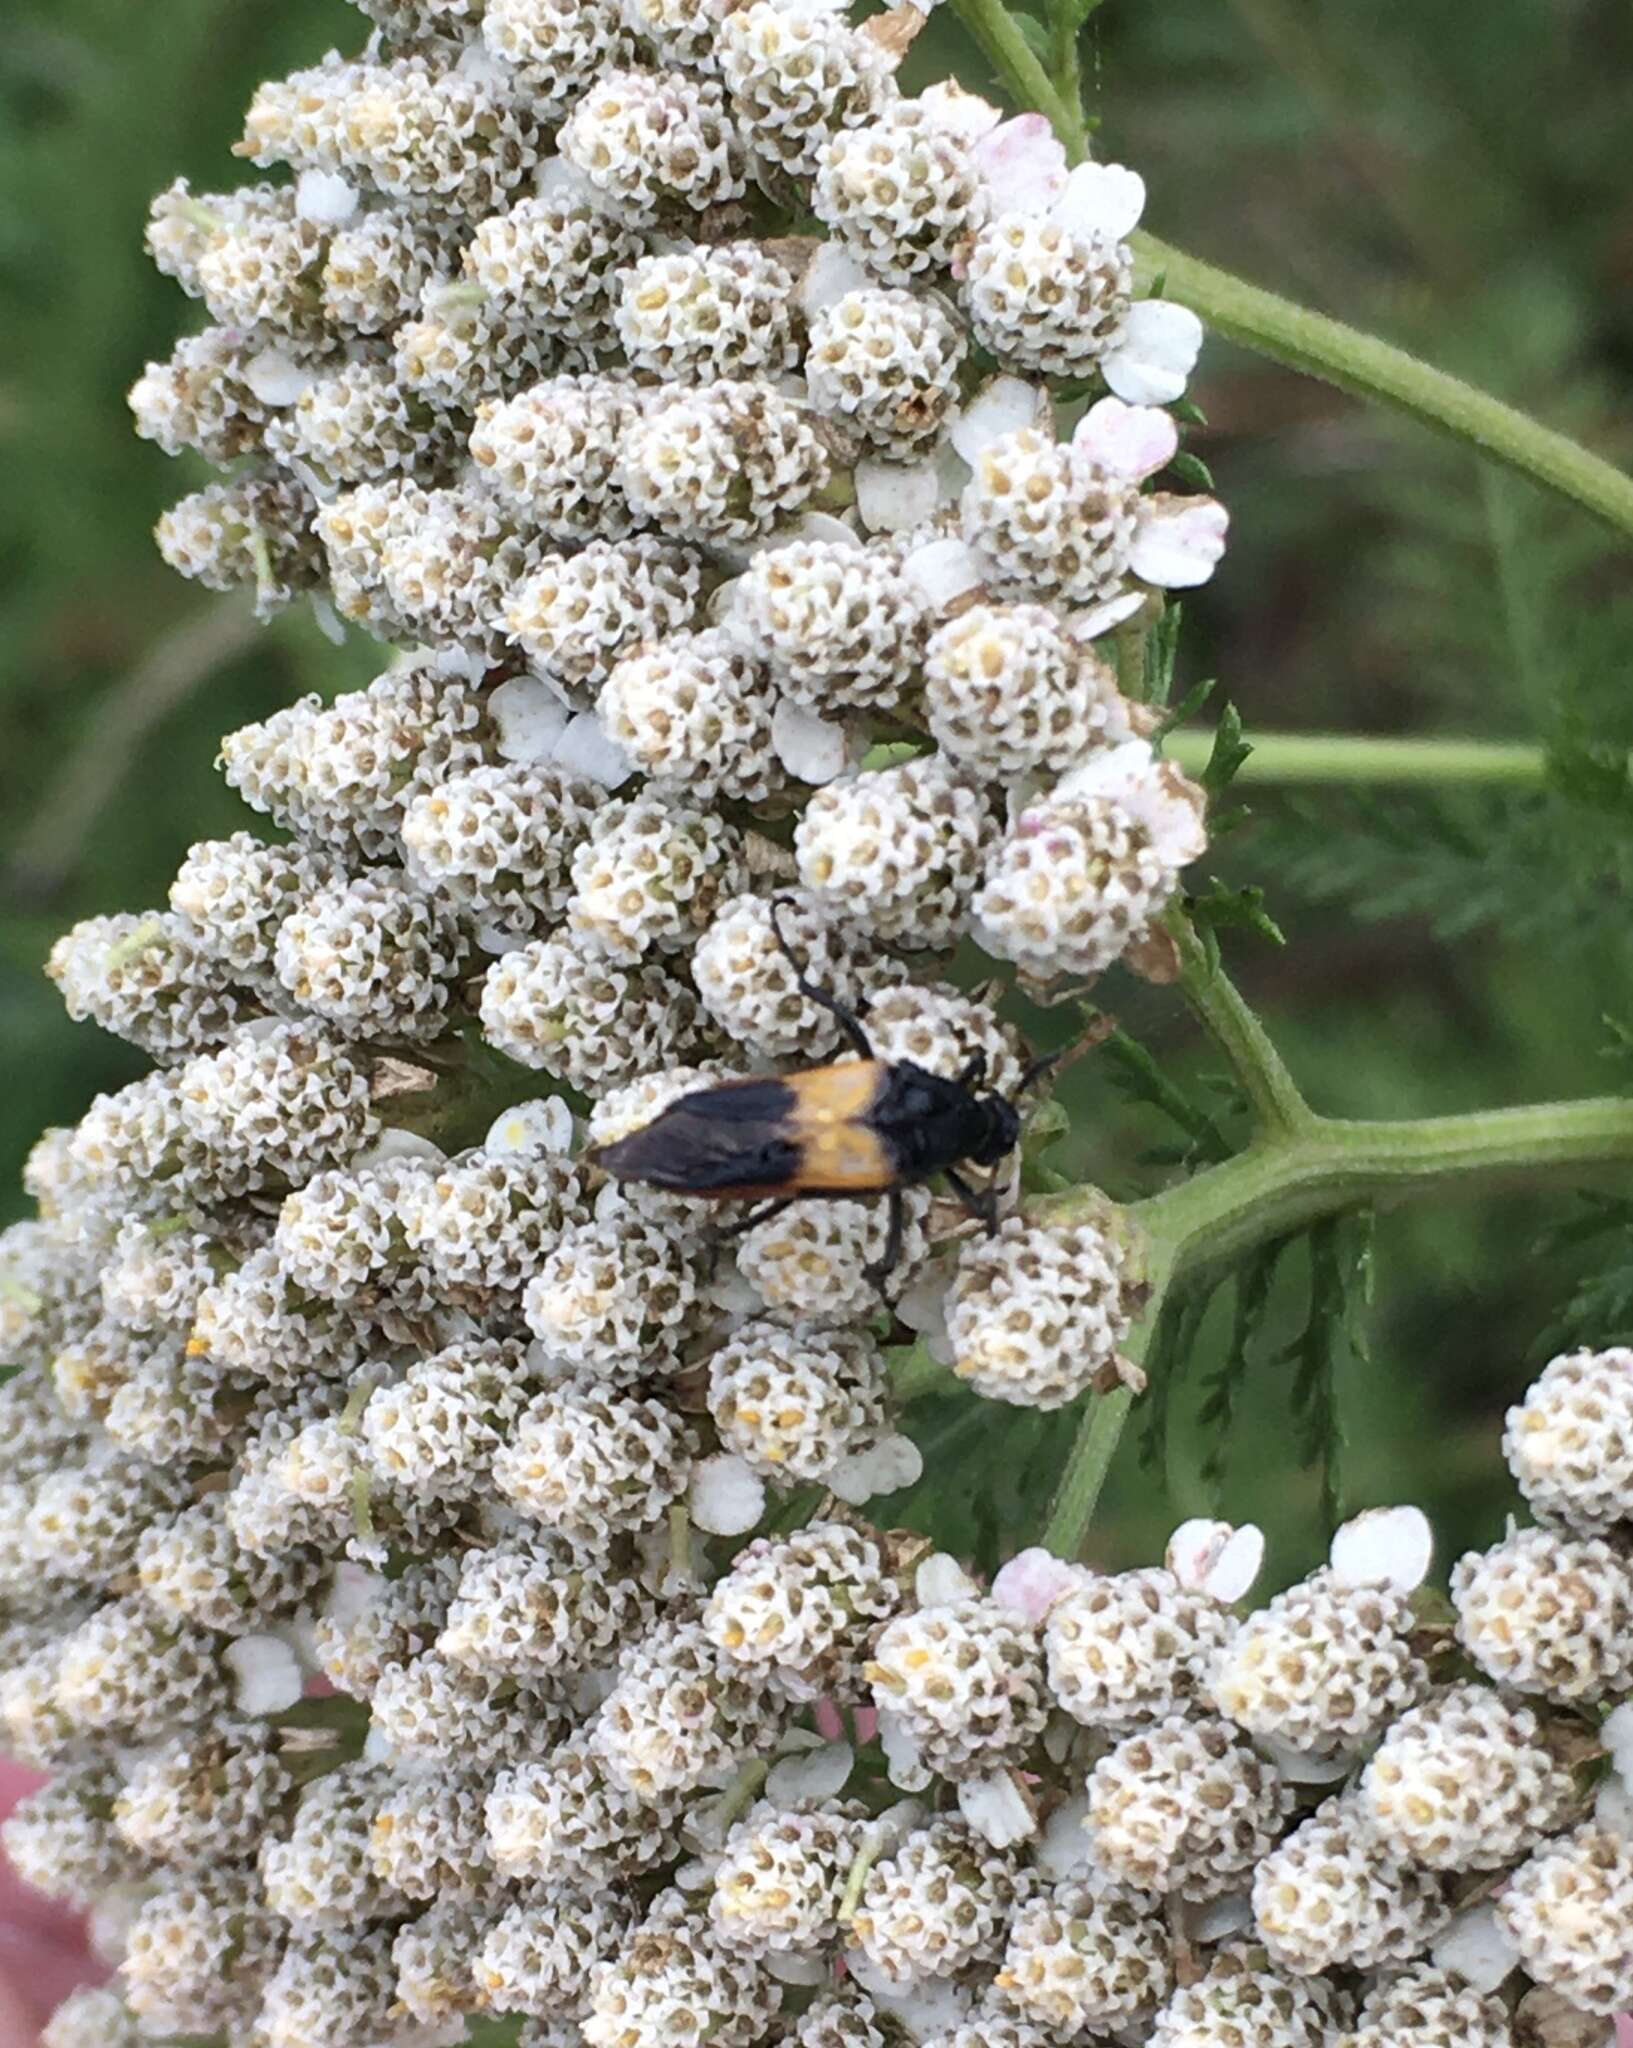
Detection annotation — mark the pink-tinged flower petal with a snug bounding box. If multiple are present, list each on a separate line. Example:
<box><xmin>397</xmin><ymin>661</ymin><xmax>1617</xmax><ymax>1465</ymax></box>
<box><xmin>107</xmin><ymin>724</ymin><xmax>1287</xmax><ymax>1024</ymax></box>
<box><xmin>916</xmin><ymin>80</ymin><xmax>1003</xmax><ymax>144</ymax></box>
<box><xmin>973</xmin><ymin>115</ymin><xmax>1068</xmax><ymax>217</ymax></box>
<box><xmin>1129</xmin><ymin>497</ymin><xmax>1230</xmax><ymax>589</ymax></box>
<box><xmin>852</xmin><ymin>1706</ymin><xmax>879</xmax><ymax>1744</ymax></box>
<box><xmin>1615</xmin><ymin>2014</ymin><xmax>1633</xmax><ymax>2048</ymax></box>
<box><xmin>1102</xmin><ymin>299</ymin><xmax>1206</xmax><ymax>407</ymax></box>
<box><xmin>813</xmin><ymin>1698</ymin><xmax>845</xmax><ymax>1743</ymax></box>
<box><xmin>1073</xmin><ymin>395</ymin><xmax>1178</xmax><ymax>480</ymax></box>
<box><xmin>1166</xmin><ymin>1517</ymin><xmax>1265</xmax><ymax>1597</ymax></box>
<box><xmin>992</xmin><ymin>1547</ymin><xmax>1082</xmax><ymax>1622</ymax></box>
<box><xmin>1050</xmin><ymin>160</ymin><xmax>1146</xmax><ymax>242</ymax></box>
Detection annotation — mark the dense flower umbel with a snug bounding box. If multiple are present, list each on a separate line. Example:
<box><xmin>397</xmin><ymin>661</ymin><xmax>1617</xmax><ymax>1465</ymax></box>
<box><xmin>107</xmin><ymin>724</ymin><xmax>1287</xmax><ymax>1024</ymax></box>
<box><xmin>28</xmin><ymin>0</ymin><xmax>1633</xmax><ymax>2042</ymax></box>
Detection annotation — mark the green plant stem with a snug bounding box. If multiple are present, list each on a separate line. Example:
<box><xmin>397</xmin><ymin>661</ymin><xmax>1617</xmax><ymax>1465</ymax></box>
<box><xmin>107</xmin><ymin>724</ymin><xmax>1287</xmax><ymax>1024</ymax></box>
<box><xmin>1037</xmin><ymin>1092</ymin><xmax>1633</xmax><ymax>1557</ymax></box>
<box><xmin>1127</xmin><ymin>1096</ymin><xmax>1633</xmax><ymax>1276</ymax></box>
<box><xmin>1170</xmin><ymin>914</ymin><xmax>1311</xmax><ymax>1137</ymax></box>
<box><xmin>949</xmin><ymin>0</ymin><xmax>1088</xmax><ymax>157</ymax></box>
<box><xmin>1164</xmin><ymin>730</ymin><xmax>1552</xmax><ymax>785</ymax></box>
<box><xmin>1040</xmin><ymin>1382</ymin><xmax>1137</xmax><ymax>1557</ymax></box>
<box><xmin>1134</xmin><ymin>234</ymin><xmax>1633</xmax><ymax>545</ymax></box>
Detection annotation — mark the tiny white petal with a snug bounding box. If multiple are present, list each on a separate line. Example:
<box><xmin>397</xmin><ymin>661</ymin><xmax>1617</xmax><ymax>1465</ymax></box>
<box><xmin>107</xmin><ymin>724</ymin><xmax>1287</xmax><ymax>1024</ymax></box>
<box><xmin>951</xmin><ymin>376</ymin><xmax>1051</xmax><ymax>465</ymax></box>
<box><xmin>534</xmin><ymin>155</ymin><xmax>599</xmax><ymax>205</ymax></box>
<box><xmin>772</xmin><ymin>697</ymin><xmax>849</xmax><ymax>785</ymax></box>
<box><xmin>876</xmin><ymin>1707</ymin><xmax>932</xmax><ymax>1791</ymax></box>
<box><xmin>1036</xmin><ymin>1791</ymin><xmax>1095</xmax><ymax>1878</ymax></box>
<box><xmin>489</xmin><ymin>676</ymin><xmax>571</xmax><ymax>764</ymax></box>
<box><xmin>309</xmin><ymin>593</ymin><xmax>347</xmax><ymax>646</ymax></box>
<box><xmin>453</xmin><ymin>37</ymin><xmax>509</xmax><ymax>87</ymax></box>
<box><xmin>770</xmin><ymin>510</ymin><xmax>863</xmax><ymax>552</ymax></box>
<box><xmin>1203</xmin><ymin>1524</ymin><xmax>1266</xmax><ymax>1605</ymax></box>
<box><xmin>242</xmin><ymin>347</ymin><xmax>313</xmax><ymax>408</ymax></box>
<box><xmin>1073</xmin><ymin>395</ymin><xmax>1179</xmax><ymax>480</ymax></box>
<box><xmin>353</xmin><ymin>1130</ymin><xmax>446</xmax><ymax>1171</ymax></box>
<box><xmin>1595</xmin><ymin>1772</ymin><xmax>1633</xmax><ymax>1837</ymax></box>
<box><xmin>295</xmin><ymin>169</ymin><xmax>358</xmax><ymax>225</ymax></box>
<box><xmin>764</xmin><ymin>1951</ymin><xmax>830</xmax><ymax>1986</ymax></box>
<box><xmin>1064</xmin><ymin>591</ymin><xmax>1147</xmax><ymax>643</ymax></box>
<box><xmin>1102</xmin><ymin>298</ymin><xmax>1206</xmax><ymax>406</ymax></box>
<box><xmin>224</xmin><ymin>1634</ymin><xmax>304</xmax><ymax>1716</ymax></box>
<box><xmin>671</xmin><ymin>1855</ymin><xmax>716</xmax><ymax>1892</ymax></box>
<box><xmin>767</xmin><ymin>1741</ymin><xmax>855</xmax><ymax>1806</ymax></box>
<box><xmin>901</xmin><ymin>536</ymin><xmax>991</xmax><ymax>612</ymax></box>
<box><xmin>1430</xmin><ymin>1903</ymin><xmax>1522</xmax><ymax>1993</ymax></box>
<box><xmin>1051</xmin><ymin>160</ymin><xmax>1146</xmax><ymax>242</ymax></box>
<box><xmin>854</xmin><ymin>456</ymin><xmax>941</xmax><ymax>534</ymax></box>
<box><xmin>485</xmin><ymin>1097</ymin><xmax>575</xmax><ymax>1159</ymax></box>
<box><xmin>873</xmin><ymin>1972</ymin><xmax>971</xmax><ymax>2032</ymax></box>
<box><xmin>916</xmin><ymin>80</ymin><xmax>1002</xmax><ymax>143</ymax></box>
<box><xmin>915</xmin><ymin>1551</ymin><xmax>979</xmax><ymax>1607</ymax></box>
<box><xmin>87</xmin><ymin>1882</ymin><xmax>146</xmax><ymax>1968</ymax></box>
<box><xmin>321</xmin><ymin>1562</ymin><xmax>387</xmax><ymax>1627</ymax></box>
<box><xmin>991</xmin><ymin>1547</ymin><xmax>1082</xmax><ymax>1622</ymax></box>
<box><xmin>689</xmin><ymin>1454</ymin><xmax>767</xmax><ymax>1536</ymax></box>
<box><xmin>801</xmin><ymin>240</ymin><xmax>876</xmax><ymax>317</ymax></box>
<box><xmin>1167</xmin><ymin>1518</ymin><xmax>1234</xmax><ymax>1591</ymax></box>
<box><xmin>1329</xmin><ymin>1504</ymin><xmax>1434</xmax><ymax>1593</ymax></box>
<box><xmin>892</xmin><ymin>1270</ymin><xmax>951</xmax><ymax>1346</ymax></box>
<box><xmin>933</xmin><ymin>437</ymin><xmax>970</xmax><ymax>506</ymax></box>
<box><xmin>973</xmin><ymin>116</ymin><xmax>1067</xmax><ymax>217</ymax></box>
<box><xmin>1605</xmin><ymin>1702</ymin><xmax>1633</xmax><ymax>1785</ymax></box>
<box><xmin>551</xmin><ymin>710</ymin><xmax>635</xmax><ymax>788</ymax></box>
<box><xmin>957</xmin><ymin>1770</ymin><xmax>1036</xmax><ymax>1848</ymax></box>
<box><xmin>1252</xmin><ymin>1734</ymin><xmax>1357</xmax><ymax>1784</ymax></box>
<box><xmin>829</xmin><ymin>1431</ymin><xmax>923</xmax><ymax>1504</ymax></box>
<box><xmin>1129</xmin><ymin>497</ymin><xmax>1230</xmax><ymax>589</ymax></box>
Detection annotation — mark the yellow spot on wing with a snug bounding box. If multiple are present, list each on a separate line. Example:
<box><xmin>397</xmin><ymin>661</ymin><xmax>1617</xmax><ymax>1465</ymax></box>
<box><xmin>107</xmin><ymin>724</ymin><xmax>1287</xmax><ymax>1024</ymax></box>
<box><xmin>787</xmin><ymin>1061</ymin><xmax>892</xmax><ymax>1190</ymax></box>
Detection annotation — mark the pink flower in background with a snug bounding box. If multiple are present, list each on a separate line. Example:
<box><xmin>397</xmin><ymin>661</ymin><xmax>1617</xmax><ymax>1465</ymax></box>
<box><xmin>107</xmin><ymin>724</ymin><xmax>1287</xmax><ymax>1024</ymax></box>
<box><xmin>0</xmin><ymin>1760</ymin><xmax>103</xmax><ymax>2045</ymax></box>
<box><xmin>1614</xmin><ymin>2015</ymin><xmax>1632</xmax><ymax>2048</ymax></box>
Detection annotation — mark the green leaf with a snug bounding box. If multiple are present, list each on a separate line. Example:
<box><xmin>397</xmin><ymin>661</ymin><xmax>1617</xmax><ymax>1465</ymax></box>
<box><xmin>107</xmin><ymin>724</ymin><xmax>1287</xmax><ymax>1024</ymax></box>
<box><xmin>1168</xmin><ymin>450</ymin><xmax>1216</xmax><ymax>492</ymax></box>
<box><xmin>1146</xmin><ymin>602</ymin><xmax>1184</xmax><ymax>709</ymax></box>
<box><xmin>1201</xmin><ymin>703</ymin><xmax>1253</xmax><ymax>800</ymax></box>
<box><xmin>1012</xmin><ymin>8</ymin><xmax>1051</xmax><ymax>60</ymax></box>
<box><xmin>860</xmin><ymin>740</ymin><xmax>927</xmax><ymax>772</ymax></box>
<box><xmin>1101</xmin><ymin>1027</ymin><xmax>1234</xmax><ymax>1166</ymax></box>
<box><xmin>1154</xmin><ymin>676</ymin><xmax>1217</xmax><ymax>743</ymax></box>
<box><xmin>1199</xmin><ymin>1240</ymin><xmax>1289</xmax><ymax>1494</ymax></box>
<box><xmin>1188</xmin><ymin>880</ymin><xmax>1287</xmax><ymax>949</ymax></box>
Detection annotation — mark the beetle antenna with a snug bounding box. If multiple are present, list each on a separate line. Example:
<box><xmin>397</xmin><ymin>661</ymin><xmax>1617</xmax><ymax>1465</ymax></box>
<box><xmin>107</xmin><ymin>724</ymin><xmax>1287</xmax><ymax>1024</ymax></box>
<box><xmin>769</xmin><ymin>896</ymin><xmax>874</xmax><ymax>1060</ymax></box>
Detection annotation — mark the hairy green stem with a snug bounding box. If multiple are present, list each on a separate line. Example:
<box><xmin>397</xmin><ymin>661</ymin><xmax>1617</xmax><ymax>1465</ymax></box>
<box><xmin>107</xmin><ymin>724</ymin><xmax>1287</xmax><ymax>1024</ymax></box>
<box><xmin>1128</xmin><ymin>1096</ymin><xmax>1633</xmax><ymax>1275</ymax></box>
<box><xmin>948</xmin><ymin>0</ymin><xmax>1088</xmax><ymax>157</ymax></box>
<box><xmin>1040</xmin><ymin>1382</ymin><xmax>1138</xmax><ymax>1558</ymax></box>
<box><xmin>1170</xmin><ymin>916</ymin><xmax>1312</xmax><ymax>1137</ymax></box>
<box><xmin>1134</xmin><ymin>234</ymin><xmax>1633</xmax><ymax>544</ymax></box>
<box><xmin>1164</xmin><ymin>729</ymin><xmax>1553</xmax><ymax>785</ymax></box>
<box><xmin>1037</xmin><ymin>1092</ymin><xmax>1633</xmax><ymax>1556</ymax></box>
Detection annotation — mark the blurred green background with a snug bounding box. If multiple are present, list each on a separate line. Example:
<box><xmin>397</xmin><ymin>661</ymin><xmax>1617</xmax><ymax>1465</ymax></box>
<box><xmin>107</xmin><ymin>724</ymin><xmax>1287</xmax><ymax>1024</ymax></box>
<box><xmin>3</xmin><ymin>0</ymin><xmax>1632</xmax><ymax>1584</ymax></box>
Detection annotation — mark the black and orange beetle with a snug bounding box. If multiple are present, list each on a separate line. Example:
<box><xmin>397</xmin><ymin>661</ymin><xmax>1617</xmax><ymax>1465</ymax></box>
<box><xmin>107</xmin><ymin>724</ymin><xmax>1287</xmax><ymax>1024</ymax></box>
<box><xmin>590</xmin><ymin>904</ymin><xmax>1055</xmax><ymax>1280</ymax></box>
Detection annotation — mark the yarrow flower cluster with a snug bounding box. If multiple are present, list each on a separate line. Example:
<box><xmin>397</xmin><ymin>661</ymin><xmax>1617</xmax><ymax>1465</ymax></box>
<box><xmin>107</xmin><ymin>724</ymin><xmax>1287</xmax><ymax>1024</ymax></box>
<box><xmin>13</xmin><ymin>0</ymin><xmax>1633</xmax><ymax>2042</ymax></box>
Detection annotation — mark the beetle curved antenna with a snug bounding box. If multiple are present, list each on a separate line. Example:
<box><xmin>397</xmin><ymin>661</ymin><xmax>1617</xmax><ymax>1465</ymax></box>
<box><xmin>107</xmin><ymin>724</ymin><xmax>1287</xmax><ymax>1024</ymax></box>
<box><xmin>768</xmin><ymin>895</ymin><xmax>874</xmax><ymax>1060</ymax></box>
<box><xmin>1012</xmin><ymin>1047</ymin><xmax>1065</xmax><ymax>1102</ymax></box>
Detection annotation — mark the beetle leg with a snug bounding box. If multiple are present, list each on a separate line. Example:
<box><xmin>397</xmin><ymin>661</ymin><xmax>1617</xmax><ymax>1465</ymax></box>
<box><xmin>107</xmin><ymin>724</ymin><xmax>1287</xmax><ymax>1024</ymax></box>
<box><xmin>956</xmin><ymin>1049</ymin><xmax>988</xmax><ymax>1090</ymax></box>
<box><xmin>945</xmin><ymin>1165</ymin><xmax>1000</xmax><ymax>1234</ymax></box>
<box><xmin>769</xmin><ymin>897</ymin><xmax>874</xmax><ymax>1060</ymax></box>
<box><xmin>864</xmin><ymin>1188</ymin><xmax>905</xmax><ymax>1291</ymax></box>
<box><xmin>703</xmin><ymin>1196</ymin><xmax>799</xmax><ymax>1280</ymax></box>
